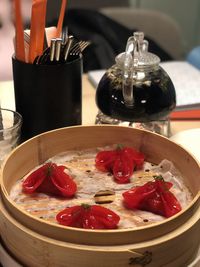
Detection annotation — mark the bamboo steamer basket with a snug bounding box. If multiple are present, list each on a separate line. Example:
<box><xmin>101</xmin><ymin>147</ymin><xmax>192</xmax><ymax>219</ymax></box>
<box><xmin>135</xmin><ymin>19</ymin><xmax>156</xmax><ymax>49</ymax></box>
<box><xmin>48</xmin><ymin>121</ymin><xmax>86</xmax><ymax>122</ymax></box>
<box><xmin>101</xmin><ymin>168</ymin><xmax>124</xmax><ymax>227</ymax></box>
<box><xmin>0</xmin><ymin>125</ymin><xmax>200</xmax><ymax>266</ymax></box>
<box><xmin>0</xmin><ymin>194</ymin><xmax>200</xmax><ymax>267</ymax></box>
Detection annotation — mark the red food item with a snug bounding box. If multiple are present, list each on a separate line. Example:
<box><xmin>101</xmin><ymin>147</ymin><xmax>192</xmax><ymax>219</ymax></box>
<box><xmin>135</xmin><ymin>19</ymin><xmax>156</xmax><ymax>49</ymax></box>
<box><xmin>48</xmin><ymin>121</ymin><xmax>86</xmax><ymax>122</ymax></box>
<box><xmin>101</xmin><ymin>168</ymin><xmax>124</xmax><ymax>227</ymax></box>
<box><xmin>95</xmin><ymin>150</ymin><xmax>118</xmax><ymax>172</ymax></box>
<box><xmin>56</xmin><ymin>204</ymin><xmax>120</xmax><ymax>229</ymax></box>
<box><xmin>123</xmin><ymin>176</ymin><xmax>182</xmax><ymax>218</ymax></box>
<box><xmin>22</xmin><ymin>162</ymin><xmax>77</xmax><ymax>197</ymax></box>
<box><xmin>113</xmin><ymin>153</ymin><xmax>135</xmax><ymax>184</ymax></box>
<box><xmin>122</xmin><ymin>147</ymin><xmax>145</xmax><ymax>170</ymax></box>
<box><xmin>95</xmin><ymin>146</ymin><xmax>145</xmax><ymax>183</ymax></box>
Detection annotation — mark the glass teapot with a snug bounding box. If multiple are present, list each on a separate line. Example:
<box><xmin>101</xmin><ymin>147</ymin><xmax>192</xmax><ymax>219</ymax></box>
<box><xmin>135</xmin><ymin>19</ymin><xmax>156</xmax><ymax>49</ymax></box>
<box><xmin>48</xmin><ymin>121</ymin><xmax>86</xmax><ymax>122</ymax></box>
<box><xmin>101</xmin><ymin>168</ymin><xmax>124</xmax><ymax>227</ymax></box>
<box><xmin>95</xmin><ymin>32</ymin><xmax>176</xmax><ymax>126</ymax></box>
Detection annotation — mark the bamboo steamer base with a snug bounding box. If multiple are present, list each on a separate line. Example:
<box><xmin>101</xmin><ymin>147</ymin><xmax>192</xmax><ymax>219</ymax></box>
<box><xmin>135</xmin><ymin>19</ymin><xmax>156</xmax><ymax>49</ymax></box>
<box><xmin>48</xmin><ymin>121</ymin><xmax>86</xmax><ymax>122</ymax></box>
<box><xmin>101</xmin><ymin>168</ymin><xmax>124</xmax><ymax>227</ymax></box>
<box><xmin>1</xmin><ymin>126</ymin><xmax>200</xmax><ymax>247</ymax></box>
<box><xmin>1</xmin><ymin>126</ymin><xmax>200</xmax><ymax>266</ymax></box>
<box><xmin>0</xmin><ymin>197</ymin><xmax>200</xmax><ymax>267</ymax></box>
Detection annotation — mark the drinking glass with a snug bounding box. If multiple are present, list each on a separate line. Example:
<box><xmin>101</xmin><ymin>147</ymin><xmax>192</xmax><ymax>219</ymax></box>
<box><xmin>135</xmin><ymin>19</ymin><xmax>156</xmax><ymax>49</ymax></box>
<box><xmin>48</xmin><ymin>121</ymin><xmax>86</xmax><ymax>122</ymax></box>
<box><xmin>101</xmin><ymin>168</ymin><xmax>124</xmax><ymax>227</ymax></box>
<box><xmin>0</xmin><ymin>108</ymin><xmax>22</xmax><ymax>166</ymax></box>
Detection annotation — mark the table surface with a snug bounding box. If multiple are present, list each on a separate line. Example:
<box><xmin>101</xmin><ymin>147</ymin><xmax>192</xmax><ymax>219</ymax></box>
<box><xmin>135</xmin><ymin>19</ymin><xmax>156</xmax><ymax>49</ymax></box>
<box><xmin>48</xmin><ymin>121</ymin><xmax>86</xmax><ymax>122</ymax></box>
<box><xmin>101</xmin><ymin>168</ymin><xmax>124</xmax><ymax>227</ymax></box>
<box><xmin>1</xmin><ymin>74</ymin><xmax>200</xmax><ymax>267</ymax></box>
<box><xmin>1</xmin><ymin>74</ymin><xmax>200</xmax><ymax>136</ymax></box>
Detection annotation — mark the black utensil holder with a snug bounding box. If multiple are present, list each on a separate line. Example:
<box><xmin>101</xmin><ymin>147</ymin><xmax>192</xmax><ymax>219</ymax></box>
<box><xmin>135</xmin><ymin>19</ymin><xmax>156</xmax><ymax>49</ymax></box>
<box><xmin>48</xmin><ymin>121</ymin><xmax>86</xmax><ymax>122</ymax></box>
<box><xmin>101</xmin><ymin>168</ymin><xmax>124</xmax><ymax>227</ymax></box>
<box><xmin>12</xmin><ymin>56</ymin><xmax>82</xmax><ymax>141</ymax></box>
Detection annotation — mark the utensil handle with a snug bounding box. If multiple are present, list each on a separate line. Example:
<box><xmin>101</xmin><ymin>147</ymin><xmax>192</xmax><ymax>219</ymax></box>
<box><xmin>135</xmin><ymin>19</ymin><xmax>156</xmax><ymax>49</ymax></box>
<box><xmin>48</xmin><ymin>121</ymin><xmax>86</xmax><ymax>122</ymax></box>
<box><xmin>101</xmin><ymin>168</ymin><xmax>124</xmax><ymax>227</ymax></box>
<box><xmin>55</xmin><ymin>38</ymin><xmax>62</xmax><ymax>61</ymax></box>
<box><xmin>29</xmin><ymin>0</ymin><xmax>47</xmax><ymax>63</ymax></box>
<box><xmin>14</xmin><ymin>0</ymin><xmax>25</xmax><ymax>62</ymax></box>
<box><xmin>64</xmin><ymin>36</ymin><xmax>74</xmax><ymax>61</ymax></box>
<box><xmin>56</xmin><ymin>0</ymin><xmax>67</xmax><ymax>38</ymax></box>
<box><xmin>50</xmin><ymin>38</ymin><xmax>56</xmax><ymax>61</ymax></box>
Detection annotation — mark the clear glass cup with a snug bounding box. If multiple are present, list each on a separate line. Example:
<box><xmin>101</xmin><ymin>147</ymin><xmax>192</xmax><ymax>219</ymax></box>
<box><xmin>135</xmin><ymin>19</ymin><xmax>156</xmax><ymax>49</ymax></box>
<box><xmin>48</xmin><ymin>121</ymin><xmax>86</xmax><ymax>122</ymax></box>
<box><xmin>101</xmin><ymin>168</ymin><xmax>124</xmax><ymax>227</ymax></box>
<box><xmin>0</xmin><ymin>108</ymin><xmax>22</xmax><ymax>166</ymax></box>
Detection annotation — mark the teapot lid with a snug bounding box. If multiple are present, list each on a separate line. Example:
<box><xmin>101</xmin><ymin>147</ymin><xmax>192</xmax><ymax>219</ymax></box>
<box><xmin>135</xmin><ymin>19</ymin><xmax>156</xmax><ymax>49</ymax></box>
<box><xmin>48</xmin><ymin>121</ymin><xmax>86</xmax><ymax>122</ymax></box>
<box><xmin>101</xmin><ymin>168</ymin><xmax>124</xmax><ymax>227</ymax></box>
<box><xmin>116</xmin><ymin>32</ymin><xmax>160</xmax><ymax>70</ymax></box>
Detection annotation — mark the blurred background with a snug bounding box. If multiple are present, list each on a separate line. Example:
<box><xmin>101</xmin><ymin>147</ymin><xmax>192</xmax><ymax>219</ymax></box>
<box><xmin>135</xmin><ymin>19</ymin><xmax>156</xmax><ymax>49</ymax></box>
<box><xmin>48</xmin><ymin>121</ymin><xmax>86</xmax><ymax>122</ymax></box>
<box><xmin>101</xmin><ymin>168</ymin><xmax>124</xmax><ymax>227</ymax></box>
<box><xmin>1</xmin><ymin>0</ymin><xmax>200</xmax><ymax>80</ymax></box>
<box><xmin>46</xmin><ymin>0</ymin><xmax>200</xmax><ymax>58</ymax></box>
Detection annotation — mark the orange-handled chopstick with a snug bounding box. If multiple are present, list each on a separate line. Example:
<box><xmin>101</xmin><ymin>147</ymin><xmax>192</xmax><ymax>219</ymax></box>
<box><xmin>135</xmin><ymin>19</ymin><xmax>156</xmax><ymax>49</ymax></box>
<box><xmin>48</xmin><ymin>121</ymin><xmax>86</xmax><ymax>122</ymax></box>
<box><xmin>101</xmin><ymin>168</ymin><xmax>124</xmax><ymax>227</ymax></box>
<box><xmin>56</xmin><ymin>0</ymin><xmax>67</xmax><ymax>38</ymax></box>
<box><xmin>13</xmin><ymin>0</ymin><xmax>25</xmax><ymax>62</ymax></box>
<box><xmin>29</xmin><ymin>0</ymin><xmax>47</xmax><ymax>63</ymax></box>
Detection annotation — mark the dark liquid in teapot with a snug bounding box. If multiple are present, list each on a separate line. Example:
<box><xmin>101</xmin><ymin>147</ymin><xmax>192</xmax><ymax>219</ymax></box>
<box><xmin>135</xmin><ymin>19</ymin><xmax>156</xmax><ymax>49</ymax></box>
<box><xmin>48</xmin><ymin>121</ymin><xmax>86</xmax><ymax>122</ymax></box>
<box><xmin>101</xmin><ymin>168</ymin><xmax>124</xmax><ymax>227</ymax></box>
<box><xmin>96</xmin><ymin>67</ymin><xmax>176</xmax><ymax>122</ymax></box>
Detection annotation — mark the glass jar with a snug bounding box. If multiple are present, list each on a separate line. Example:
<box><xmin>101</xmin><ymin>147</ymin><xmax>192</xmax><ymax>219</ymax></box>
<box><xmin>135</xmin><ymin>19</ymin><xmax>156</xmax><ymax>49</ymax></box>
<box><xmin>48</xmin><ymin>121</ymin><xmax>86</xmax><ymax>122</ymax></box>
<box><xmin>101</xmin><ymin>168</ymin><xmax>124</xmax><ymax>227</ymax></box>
<box><xmin>95</xmin><ymin>32</ymin><xmax>176</xmax><ymax>136</ymax></box>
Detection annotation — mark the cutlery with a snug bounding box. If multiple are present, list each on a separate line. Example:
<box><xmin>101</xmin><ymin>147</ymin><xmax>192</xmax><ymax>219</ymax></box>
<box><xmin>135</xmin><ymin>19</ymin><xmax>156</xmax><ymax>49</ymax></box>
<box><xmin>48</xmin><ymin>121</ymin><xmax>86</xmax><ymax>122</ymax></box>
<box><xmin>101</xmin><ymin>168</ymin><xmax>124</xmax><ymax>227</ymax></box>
<box><xmin>43</xmin><ymin>30</ymin><xmax>48</xmax><ymax>50</ymax></box>
<box><xmin>29</xmin><ymin>0</ymin><xmax>47</xmax><ymax>63</ymax></box>
<box><xmin>55</xmin><ymin>38</ymin><xmax>62</xmax><ymax>61</ymax></box>
<box><xmin>69</xmin><ymin>41</ymin><xmax>91</xmax><ymax>55</ymax></box>
<box><xmin>14</xmin><ymin>0</ymin><xmax>25</xmax><ymax>61</ymax></box>
<box><xmin>63</xmin><ymin>35</ymin><xmax>74</xmax><ymax>61</ymax></box>
<box><xmin>56</xmin><ymin>0</ymin><xmax>67</xmax><ymax>38</ymax></box>
<box><xmin>50</xmin><ymin>38</ymin><xmax>56</xmax><ymax>61</ymax></box>
<box><xmin>61</xmin><ymin>26</ymin><xmax>68</xmax><ymax>45</ymax></box>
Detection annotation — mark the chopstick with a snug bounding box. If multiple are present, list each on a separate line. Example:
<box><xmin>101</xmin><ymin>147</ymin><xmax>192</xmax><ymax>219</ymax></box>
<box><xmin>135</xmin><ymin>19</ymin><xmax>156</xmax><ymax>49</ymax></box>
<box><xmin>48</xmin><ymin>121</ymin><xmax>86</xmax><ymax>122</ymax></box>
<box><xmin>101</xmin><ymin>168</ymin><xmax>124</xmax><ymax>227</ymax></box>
<box><xmin>13</xmin><ymin>0</ymin><xmax>25</xmax><ymax>62</ymax></box>
<box><xmin>29</xmin><ymin>0</ymin><xmax>47</xmax><ymax>63</ymax></box>
<box><xmin>56</xmin><ymin>0</ymin><xmax>67</xmax><ymax>38</ymax></box>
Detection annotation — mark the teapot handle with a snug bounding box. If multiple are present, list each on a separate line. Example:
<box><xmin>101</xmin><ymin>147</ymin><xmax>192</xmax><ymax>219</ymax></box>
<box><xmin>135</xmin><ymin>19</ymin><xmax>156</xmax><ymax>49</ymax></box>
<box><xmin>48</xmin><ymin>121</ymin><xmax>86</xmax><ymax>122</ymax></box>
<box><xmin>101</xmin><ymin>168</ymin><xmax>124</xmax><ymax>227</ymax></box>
<box><xmin>122</xmin><ymin>32</ymin><xmax>146</xmax><ymax>107</ymax></box>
